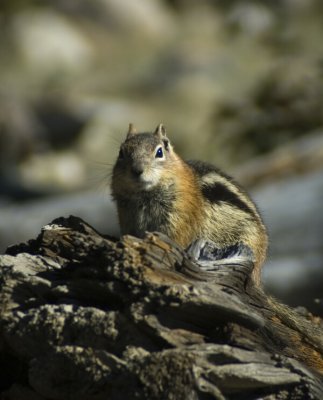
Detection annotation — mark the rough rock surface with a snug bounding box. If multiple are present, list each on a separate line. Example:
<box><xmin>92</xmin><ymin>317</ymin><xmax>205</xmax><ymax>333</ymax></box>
<box><xmin>0</xmin><ymin>216</ymin><xmax>322</xmax><ymax>399</ymax></box>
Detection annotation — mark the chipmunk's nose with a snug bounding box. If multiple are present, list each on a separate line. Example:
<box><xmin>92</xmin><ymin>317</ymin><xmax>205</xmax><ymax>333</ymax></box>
<box><xmin>131</xmin><ymin>165</ymin><xmax>144</xmax><ymax>177</ymax></box>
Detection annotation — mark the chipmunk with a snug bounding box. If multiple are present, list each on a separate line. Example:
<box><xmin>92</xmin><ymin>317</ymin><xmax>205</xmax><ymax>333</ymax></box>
<box><xmin>111</xmin><ymin>123</ymin><xmax>268</xmax><ymax>285</ymax></box>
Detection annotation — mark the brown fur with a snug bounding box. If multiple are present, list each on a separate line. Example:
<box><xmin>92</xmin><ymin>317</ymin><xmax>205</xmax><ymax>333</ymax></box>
<box><xmin>164</xmin><ymin>158</ymin><xmax>204</xmax><ymax>247</ymax></box>
<box><xmin>111</xmin><ymin>124</ymin><xmax>268</xmax><ymax>285</ymax></box>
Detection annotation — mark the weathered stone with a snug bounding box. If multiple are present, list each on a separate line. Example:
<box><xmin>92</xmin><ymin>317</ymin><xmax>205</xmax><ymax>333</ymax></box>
<box><xmin>0</xmin><ymin>216</ymin><xmax>322</xmax><ymax>399</ymax></box>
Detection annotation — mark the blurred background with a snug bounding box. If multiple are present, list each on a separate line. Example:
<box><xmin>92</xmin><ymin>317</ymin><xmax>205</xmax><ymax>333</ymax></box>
<box><xmin>0</xmin><ymin>0</ymin><xmax>322</xmax><ymax>315</ymax></box>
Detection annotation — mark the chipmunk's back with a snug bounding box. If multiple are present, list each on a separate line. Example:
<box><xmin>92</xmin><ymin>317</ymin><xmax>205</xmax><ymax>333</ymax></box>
<box><xmin>186</xmin><ymin>159</ymin><xmax>267</xmax><ymax>281</ymax></box>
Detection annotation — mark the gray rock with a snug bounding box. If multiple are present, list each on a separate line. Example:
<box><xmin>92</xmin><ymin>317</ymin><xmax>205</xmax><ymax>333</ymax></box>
<box><xmin>12</xmin><ymin>10</ymin><xmax>92</xmax><ymax>75</ymax></box>
<box><xmin>253</xmin><ymin>168</ymin><xmax>323</xmax><ymax>310</ymax></box>
<box><xmin>1</xmin><ymin>217</ymin><xmax>322</xmax><ymax>399</ymax></box>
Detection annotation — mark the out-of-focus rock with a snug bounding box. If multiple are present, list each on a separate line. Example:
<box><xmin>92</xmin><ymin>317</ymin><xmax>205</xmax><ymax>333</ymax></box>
<box><xmin>0</xmin><ymin>96</ymin><xmax>43</xmax><ymax>167</ymax></box>
<box><xmin>235</xmin><ymin>131</ymin><xmax>323</xmax><ymax>187</ymax></box>
<box><xmin>12</xmin><ymin>10</ymin><xmax>93</xmax><ymax>76</ymax></box>
<box><xmin>19</xmin><ymin>151</ymin><xmax>87</xmax><ymax>191</ymax></box>
<box><xmin>100</xmin><ymin>0</ymin><xmax>174</xmax><ymax>36</ymax></box>
<box><xmin>0</xmin><ymin>95</ymin><xmax>51</xmax><ymax>201</ymax></box>
<box><xmin>52</xmin><ymin>0</ymin><xmax>174</xmax><ymax>37</ymax></box>
<box><xmin>34</xmin><ymin>99</ymin><xmax>87</xmax><ymax>150</ymax></box>
<box><xmin>226</xmin><ymin>2</ymin><xmax>275</xmax><ymax>36</ymax></box>
<box><xmin>210</xmin><ymin>70</ymin><xmax>323</xmax><ymax>167</ymax></box>
<box><xmin>0</xmin><ymin>95</ymin><xmax>89</xmax><ymax>196</ymax></box>
<box><xmin>253</xmin><ymin>169</ymin><xmax>323</xmax><ymax>314</ymax></box>
<box><xmin>0</xmin><ymin>192</ymin><xmax>119</xmax><ymax>253</ymax></box>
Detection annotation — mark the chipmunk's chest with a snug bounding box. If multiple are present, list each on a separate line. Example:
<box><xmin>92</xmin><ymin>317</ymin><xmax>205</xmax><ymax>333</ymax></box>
<box><xmin>117</xmin><ymin>188</ymin><xmax>175</xmax><ymax>237</ymax></box>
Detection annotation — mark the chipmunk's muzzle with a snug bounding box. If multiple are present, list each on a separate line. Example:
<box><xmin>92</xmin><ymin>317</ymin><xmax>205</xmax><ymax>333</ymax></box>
<box><xmin>129</xmin><ymin>161</ymin><xmax>161</xmax><ymax>191</ymax></box>
<box><xmin>131</xmin><ymin>165</ymin><xmax>144</xmax><ymax>178</ymax></box>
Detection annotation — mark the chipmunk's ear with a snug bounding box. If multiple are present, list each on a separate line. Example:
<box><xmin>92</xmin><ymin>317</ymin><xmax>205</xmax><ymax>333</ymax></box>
<box><xmin>126</xmin><ymin>123</ymin><xmax>137</xmax><ymax>139</ymax></box>
<box><xmin>155</xmin><ymin>123</ymin><xmax>171</xmax><ymax>151</ymax></box>
<box><xmin>154</xmin><ymin>123</ymin><xmax>167</xmax><ymax>138</ymax></box>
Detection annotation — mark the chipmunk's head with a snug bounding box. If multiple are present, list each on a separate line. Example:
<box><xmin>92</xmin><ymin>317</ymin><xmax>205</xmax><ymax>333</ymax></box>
<box><xmin>113</xmin><ymin>123</ymin><xmax>176</xmax><ymax>191</ymax></box>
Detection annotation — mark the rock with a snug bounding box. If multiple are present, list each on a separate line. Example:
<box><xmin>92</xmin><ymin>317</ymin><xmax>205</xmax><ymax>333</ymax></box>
<box><xmin>210</xmin><ymin>71</ymin><xmax>323</xmax><ymax>167</ymax></box>
<box><xmin>53</xmin><ymin>0</ymin><xmax>175</xmax><ymax>37</ymax></box>
<box><xmin>0</xmin><ymin>192</ymin><xmax>119</xmax><ymax>253</ymax></box>
<box><xmin>235</xmin><ymin>131</ymin><xmax>323</xmax><ymax>187</ymax></box>
<box><xmin>19</xmin><ymin>151</ymin><xmax>87</xmax><ymax>191</ymax></box>
<box><xmin>226</xmin><ymin>2</ymin><xmax>275</xmax><ymax>36</ymax></box>
<box><xmin>253</xmin><ymin>168</ymin><xmax>323</xmax><ymax>313</ymax></box>
<box><xmin>12</xmin><ymin>10</ymin><xmax>92</xmax><ymax>75</ymax></box>
<box><xmin>0</xmin><ymin>95</ymin><xmax>44</xmax><ymax>168</ymax></box>
<box><xmin>100</xmin><ymin>0</ymin><xmax>174</xmax><ymax>36</ymax></box>
<box><xmin>33</xmin><ymin>99</ymin><xmax>87</xmax><ymax>151</ymax></box>
<box><xmin>0</xmin><ymin>216</ymin><xmax>322</xmax><ymax>399</ymax></box>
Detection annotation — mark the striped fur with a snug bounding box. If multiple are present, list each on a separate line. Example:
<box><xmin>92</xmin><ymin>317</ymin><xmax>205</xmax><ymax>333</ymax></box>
<box><xmin>112</xmin><ymin>125</ymin><xmax>268</xmax><ymax>285</ymax></box>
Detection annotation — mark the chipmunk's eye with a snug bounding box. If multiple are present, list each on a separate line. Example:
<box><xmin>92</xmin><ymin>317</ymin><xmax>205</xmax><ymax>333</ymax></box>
<box><xmin>155</xmin><ymin>147</ymin><xmax>163</xmax><ymax>158</ymax></box>
<box><xmin>118</xmin><ymin>149</ymin><xmax>124</xmax><ymax>159</ymax></box>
